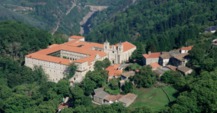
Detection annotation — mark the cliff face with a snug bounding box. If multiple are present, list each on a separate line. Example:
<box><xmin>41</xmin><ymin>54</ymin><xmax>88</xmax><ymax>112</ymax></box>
<box><xmin>0</xmin><ymin>0</ymin><xmax>133</xmax><ymax>35</ymax></box>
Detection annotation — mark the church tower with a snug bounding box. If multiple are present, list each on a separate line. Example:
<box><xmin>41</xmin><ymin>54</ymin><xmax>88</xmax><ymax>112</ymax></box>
<box><xmin>117</xmin><ymin>42</ymin><xmax>123</xmax><ymax>53</ymax></box>
<box><xmin>104</xmin><ymin>40</ymin><xmax>110</xmax><ymax>52</ymax></box>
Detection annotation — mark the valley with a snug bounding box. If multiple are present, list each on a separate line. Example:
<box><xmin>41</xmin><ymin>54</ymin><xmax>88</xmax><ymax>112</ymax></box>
<box><xmin>0</xmin><ymin>0</ymin><xmax>133</xmax><ymax>35</ymax></box>
<box><xmin>79</xmin><ymin>5</ymin><xmax>108</xmax><ymax>35</ymax></box>
<box><xmin>1</xmin><ymin>0</ymin><xmax>217</xmax><ymax>113</ymax></box>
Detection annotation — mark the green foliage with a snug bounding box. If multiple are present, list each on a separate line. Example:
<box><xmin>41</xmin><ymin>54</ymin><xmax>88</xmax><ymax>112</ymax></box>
<box><xmin>87</xmin><ymin>0</ymin><xmax>217</xmax><ymax>52</ymax></box>
<box><xmin>165</xmin><ymin>32</ymin><xmax>217</xmax><ymax>112</ymax></box>
<box><xmin>70</xmin><ymin>85</ymin><xmax>92</xmax><ymax>107</ymax></box>
<box><xmin>94</xmin><ymin>58</ymin><xmax>111</xmax><ymax>70</ymax></box>
<box><xmin>131</xmin><ymin>86</ymin><xmax>177</xmax><ymax>112</ymax></box>
<box><xmin>131</xmin><ymin>106</ymin><xmax>152</xmax><ymax>113</ymax></box>
<box><xmin>121</xmin><ymin>81</ymin><xmax>133</xmax><ymax>94</ymax></box>
<box><xmin>0</xmin><ymin>56</ymin><xmax>47</xmax><ymax>87</ymax></box>
<box><xmin>105</xmin><ymin>79</ymin><xmax>120</xmax><ymax>95</ymax></box>
<box><xmin>188</xmin><ymin>34</ymin><xmax>217</xmax><ymax>73</ymax></box>
<box><xmin>167</xmin><ymin>69</ymin><xmax>217</xmax><ymax>113</ymax></box>
<box><xmin>67</xmin><ymin>64</ymin><xmax>77</xmax><ymax>79</ymax></box>
<box><xmin>0</xmin><ymin>0</ymin><xmax>131</xmax><ymax>35</ymax></box>
<box><xmin>130</xmin><ymin>42</ymin><xmax>146</xmax><ymax>64</ymax></box>
<box><xmin>131</xmin><ymin>66</ymin><xmax>156</xmax><ymax>88</ymax></box>
<box><xmin>161</xmin><ymin>71</ymin><xmax>183</xmax><ymax>84</ymax></box>
<box><xmin>56</xmin><ymin>79</ymin><xmax>70</xmax><ymax>97</ymax></box>
<box><xmin>0</xmin><ymin>21</ymin><xmax>51</xmax><ymax>61</ymax></box>
<box><xmin>126</xmin><ymin>63</ymin><xmax>142</xmax><ymax>71</ymax></box>
<box><xmin>108</xmin><ymin>79</ymin><xmax>119</xmax><ymax>90</ymax></box>
<box><xmin>0</xmin><ymin>34</ymin><xmax>69</xmax><ymax>113</ymax></box>
<box><xmin>93</xmin><ymin>103</ymin><xmax>127</xmax><ymax>113</ymax></box>
<box><xmin>81</xmin><ymin>77</ymin><xmax>97</xmax><ymax>96</ymax></box>
<box><xmin>81</xmin><ymin>69</ymin><xmax>107</xmax><ymax>95</ymax></box>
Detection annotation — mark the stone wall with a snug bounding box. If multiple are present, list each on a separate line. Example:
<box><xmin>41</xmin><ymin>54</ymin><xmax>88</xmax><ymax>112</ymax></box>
<box><xmin>25</xmin><ymin>57</ymin><xmax>68</xmax><ymax>82</ymax></box>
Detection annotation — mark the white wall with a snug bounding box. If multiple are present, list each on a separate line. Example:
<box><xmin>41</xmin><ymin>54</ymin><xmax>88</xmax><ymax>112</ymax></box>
<box><xmin>25</xmin><ymin>57</ymin><xmax>68</xmax><ymax>82</ymax></box>
<box><xmin>145</xmin><ymin>58</ymin><xmax>159</xmax><ymax>65</ymax></box>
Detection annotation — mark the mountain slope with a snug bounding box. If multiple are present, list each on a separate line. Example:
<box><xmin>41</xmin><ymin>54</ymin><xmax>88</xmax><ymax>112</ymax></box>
<box><xmin>86</xmin><ymin>0</ymin><xmax>217</xmax><ymax>51</ymax></box>
<box><xmin>0</xmin><ymin>0</ymin><xmax>135</xmax><ymax>35</ymax></box>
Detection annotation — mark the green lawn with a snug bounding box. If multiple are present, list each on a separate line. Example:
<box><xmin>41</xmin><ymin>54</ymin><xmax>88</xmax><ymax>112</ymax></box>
<box><xmin>129</xmin><ymin>86</ymin><xmax>177</xmax><ymax>112</ymax></box>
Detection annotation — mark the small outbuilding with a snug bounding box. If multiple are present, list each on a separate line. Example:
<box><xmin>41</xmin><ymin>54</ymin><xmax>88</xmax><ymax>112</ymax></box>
<box><xmin>118</xmin><ymin>93</ymin><xmax>137</xmax><ymax>107</ymax></box>
<box><xmin>93</xmin><ymin>88</ymin><xmax>109</xmax><ymax>105</ymax></box>
<box><xmin>177</xmin><ymin>66</ymin><xmax>193</xmax><ymax>75</ymax></box>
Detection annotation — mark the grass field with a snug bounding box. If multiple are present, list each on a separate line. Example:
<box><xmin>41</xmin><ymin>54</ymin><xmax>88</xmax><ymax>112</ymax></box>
<box><xmin>129</xmin><ymin>86</ymin><xmax>177</xmax><ymax>112</ymax></box>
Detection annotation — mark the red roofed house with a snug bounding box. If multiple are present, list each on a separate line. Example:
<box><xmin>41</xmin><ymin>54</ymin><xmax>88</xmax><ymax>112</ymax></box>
<box><xmin>143</xmin><ymin>52</ymin><xmax>161</xmax><ymax>65</ymax></box>
<box><xmin>68</xmin><ymin>35</ymin><xmax>85</xmax><ymax>42</ymax></box>
<box><xmin>106</xmin><ymin>64</ymin><xmax>123</xmax><ymax>80</ymax></box>
<box><xmin>25</xmin><ymin>36</ymin><xmax>136</xmax><ymax>83</ymax></box>
<box><xmin>180</xmin><ymin>46</ymin><xmax>193</xmax><ymax>54</ymax></box>
<box><xmin>149</xmin><ymin>62</ymin><xmax>161</xmax><ymax>70</ymax></box>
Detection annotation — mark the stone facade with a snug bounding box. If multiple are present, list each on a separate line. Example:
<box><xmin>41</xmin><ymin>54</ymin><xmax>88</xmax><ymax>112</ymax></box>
<box><xmin>143</xmin><ymin>52</ymin><xmax>161</xmax><ymax>65</ymax></box>
<box><xmin>103</xmin><ymin>41</ymin><xmax>136</xmax><ymax>64</ymax></box>
<box><xmin>25</xmin><ymin>57</ymin><xmax>68</xmax><ymax>82</ymax></box>
<box><xmin>25</xmin><ymin>36</ymin><xmax>136</xmax><ymax>83</ymax></box>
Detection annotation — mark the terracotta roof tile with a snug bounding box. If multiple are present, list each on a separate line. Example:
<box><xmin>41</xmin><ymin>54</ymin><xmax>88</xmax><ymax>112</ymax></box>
<box><xmin>143</xmin><ymin>52</ymin><xmax>161</xmax><ymax>59</ymax></box>
<box><xmin>150</xmin><ymin>62</ymin><xmax>161</xmax><ymax>69</ymax></box>
<box><xmin>26</xmin><ymin>36</ymin><xmax>106</xmax><ymax>65</ymax></box>
<box><xmin>122</xmin><ymin>41</ymin><xmax>136</xmax><ymax>52</ymax></box>
<box><xmin>69</xmin><ymin>35</ymin><xmax>84</xmax><ymax>39</ymax></box>
<box><xmin>106</xmin><ymin>64</ymin><xmax>123</xmax><ymax>77</ymax></box>
<box><xmin>181</xmin><ymin>46</ymin><xmax>193</xmax><ymax>51</ymax></box>
<box><xmin>27</xmin><ymin>53</ymin><xmax>71</xmax><ymax>65</ymax></box>
<box><xmin>26</xmin><ymin>36</ymin><xmax>135</xmax><ymax>67</ymax></box>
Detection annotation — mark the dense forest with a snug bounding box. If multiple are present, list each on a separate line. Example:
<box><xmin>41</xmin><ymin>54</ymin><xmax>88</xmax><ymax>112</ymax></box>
<box><xmin>1</xmin><ymin>22</ymin><xmax>217</xmax><ymax>113</ymax></box>
<box><xmin>87</xmin><ymin>0</ymin><xmax>217</xmax><ymax>52</ymax></box>
<box><xmin>1</xmin><ymin>0</ymin><xmax>217</xmax><ymax>112</ymax></box>
<box><xmin>0</xmin><ymin>0</ymin><xmax>134</xmax><ymax>35</ymax></box>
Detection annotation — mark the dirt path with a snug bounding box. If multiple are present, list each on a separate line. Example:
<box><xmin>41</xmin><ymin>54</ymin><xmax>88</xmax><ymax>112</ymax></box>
<box><xmin>51</xmin><ymin>19</ymin><xmax>60</xmax><ymax>35</ymax></box>
<box><xmin>51</xmin><ymin>0</ymin><xmax>77</xmax><ymax>35</ymax></box>
<box><xmin>66</xmin><ymin>0</ymin><xmax>76</xmax><ymax>16</ymax></box>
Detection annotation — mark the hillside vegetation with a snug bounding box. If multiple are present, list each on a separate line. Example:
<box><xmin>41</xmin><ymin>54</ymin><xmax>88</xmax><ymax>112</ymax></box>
<box><xmin>0</xmin><ymin>0</ymin><xmax>134</xmax><ymax>35</ymax></box>
<box><xmin>1</xmin><ymin>0</ymin><xmax>217</xmax><ymax>112</ymax></box>
<box><xmin>87</xmin><ymin>0</ymin><xmax>217</xmax><ymax>52</ymax></box>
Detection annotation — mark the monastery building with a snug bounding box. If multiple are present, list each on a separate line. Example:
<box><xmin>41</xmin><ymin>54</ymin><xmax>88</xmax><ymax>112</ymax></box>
<box><xmin>25</xmin><ymin>36</ymin><xmax>136</xmax><ymax>83</ymax></box>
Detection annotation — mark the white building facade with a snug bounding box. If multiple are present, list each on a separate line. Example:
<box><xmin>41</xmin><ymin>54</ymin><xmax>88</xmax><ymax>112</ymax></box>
<box><xmin>25</xmin><ymin>36</ymin><xmax>136</xmax><ymax>83</ymax></box>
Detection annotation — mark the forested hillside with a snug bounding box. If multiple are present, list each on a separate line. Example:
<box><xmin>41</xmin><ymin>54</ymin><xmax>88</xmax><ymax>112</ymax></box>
<box><xmin>164</xmin><ymin>33</ymin><xmax>217</xmax><ymax>113</ymax></box>
<box><xmin>0</xmin><ymin>0</ymin><xmax>135</xmax><ymax>35</ymax></box>
<box><xmin>87</xmin><ymin>0</ymin><xmax>217</xmax><ymax>52</ymax></box>
<box><xmin>0</xmin><ymin>21</ymin><xmax>67</xmax><ymax>63</ymax></box>
<box><xmin>0</xmin><ymin>21</ymin><xmax>64</xmax><ymax>112</ymax></box>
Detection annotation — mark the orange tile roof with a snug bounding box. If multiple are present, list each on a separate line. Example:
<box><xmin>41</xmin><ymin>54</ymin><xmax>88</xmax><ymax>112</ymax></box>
<box><xmin>181</xmin><ymin>46</ymin><xmax>193</xmax><ymax>51</ymax></box>
<box><xmin>122</xmin><ymin>41</ymin><xmax>136</xmax><ymax>52</ymax></box>
<box><xmin>114</xmin><ymin>41</ymin><xmax>136</xmax><ymax>52</ymax></box>
<box><xmin>69</xmin><ymin>35</ymin><xmax>84</xmax><ymax>39</ymax></box>
<box><xmin>143</xmin><ymin>52</ymin><xmax>161</xmax><ymax>59</ymax></box>
<box><xmin>26</xmin><ymin>36</ymin><xmax>136</xmax><ymax>66</ymax></box>
<box><xmin>150</xmin><ymin>62</ymin><xmax>161</xmax><ymax>69</ymax></box>
<box><xmin>27</xmin><ymin>53</ymin><xmax>71</xmax><ymax>65</ymax></box>
<box><xmin>48</xmin><ymin>44</ymin><xmax>59</xmax><ymax>48</ymax></box>
<box><xmin>26</xmin><ymin>36</ymin><xmax>106</xmax><ymax>65</ymax></box>
<box><xmin>106</xmin><ymin>64</ymin><xmax>123</xmax><ymax>77</ymax></box>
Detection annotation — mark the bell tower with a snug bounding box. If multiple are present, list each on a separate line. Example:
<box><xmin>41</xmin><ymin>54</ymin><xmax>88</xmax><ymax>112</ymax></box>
<box><xmin>104</xmin><ymin>40</ymin><xmax>110</xmax><ymax>52</ymax></box>
<box><xmin>117</xmin><ymin>42</ymin><xmax>123</xmax><ymax>53</ymax></box>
